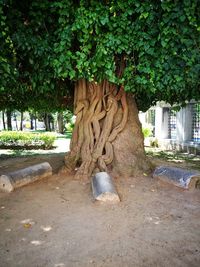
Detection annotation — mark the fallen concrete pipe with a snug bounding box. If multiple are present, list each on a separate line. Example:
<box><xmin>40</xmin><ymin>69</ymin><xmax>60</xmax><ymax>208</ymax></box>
<box><xmin>0</xmin><ymin>162</ymin><xmax>52</xmax><ymax>193</ymax></box>
<box><xmin>92</xmin><ymin>172</ymin><xmax>120</xmax><ymax>202</ymax></box>
<box><xmin>153</xmin><ymin>166</ymin><xmax>200</xmax><ymax>189</ymax></box>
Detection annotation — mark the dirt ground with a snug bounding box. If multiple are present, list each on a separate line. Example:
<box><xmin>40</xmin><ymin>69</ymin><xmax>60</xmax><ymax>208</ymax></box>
<box><xmin>0</xmin><ymin>152</ymin><xmax>200</xmax><ymax>267</ymax></box>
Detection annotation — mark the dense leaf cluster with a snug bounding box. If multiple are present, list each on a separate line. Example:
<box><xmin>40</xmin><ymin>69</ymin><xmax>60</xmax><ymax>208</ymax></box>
<box><xmin>0</xmin><ymin>0</ymin><xmax>199</xmax><ymax>111</ymax></box>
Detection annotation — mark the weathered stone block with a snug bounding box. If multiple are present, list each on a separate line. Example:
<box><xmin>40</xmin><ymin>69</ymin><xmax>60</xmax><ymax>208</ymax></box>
<box><xmin>153</xmin><ymin>166</ymin><xmax>200</xmax><ymax>189</ymax></box>
<box><xmin>92</xmin><ymin>172</ymin><xmax>120</xmax><ymax>202</ymax></box>
<box><xmin>0</xmin><ymin>162</ymin><xmax>52</xmax><ymax>193</ymax></box>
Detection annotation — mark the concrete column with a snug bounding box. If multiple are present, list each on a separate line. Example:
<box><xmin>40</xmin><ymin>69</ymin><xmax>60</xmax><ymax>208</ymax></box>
<box><xmin>155</xmin><ymin>107</ymin><xmax>169</xmax><ymax>139</ymax></box>
<box><xmin>0</xmin><ymin>162</ymin><xmax>52</xmax><ymax>192</ymax></box>
<box><xmin>176</xmin><ymin>105</ymin><xmax>193</xmax><ymax>142</ymax></box>
<box><xmin>138</xmin><ymin>111</ymin><xmax>146</xmax><ymax>125</ymax></box>
<box><xmin>155</xmin><ymin>107</ymin><xmax>162</xmax><ymax>139</ymax></box>
<box><xmin>162</xmin><ymin>108</ymin><xmax>170</xmax><ymax>139</ymax></box>
<box><xmin>92</xmin><ymin>172</ymin><xmax>120</xmax><ymax>203</ymax></box>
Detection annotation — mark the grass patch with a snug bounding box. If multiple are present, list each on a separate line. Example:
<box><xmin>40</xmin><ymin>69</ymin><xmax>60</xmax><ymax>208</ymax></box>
<box><xmin>64</xmin><ymin>131</ymin><xmax>72</xmax><ymax>139</ymax></box>
<box><xmin>0</xmin><ymin>131</ymin><xmax>56</xmax><ymax>150</ymax></box>
<box><xmin>56</xmin><ymin>131</ymin><xmax>72</xmax><ymax>139</ymax></box>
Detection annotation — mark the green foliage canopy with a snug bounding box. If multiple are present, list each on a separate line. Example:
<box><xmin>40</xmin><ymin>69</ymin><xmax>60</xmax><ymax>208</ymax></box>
<box><xmin>0</xmin><ymin>0</ymin><xmax>200</xmax><ymax>111</ymax></box>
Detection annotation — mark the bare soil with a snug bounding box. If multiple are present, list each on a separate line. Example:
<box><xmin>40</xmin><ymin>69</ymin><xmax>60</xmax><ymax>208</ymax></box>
<box><xmin>0</xmin><ymin>153</ymin><xmax>200</xmax><ymax>267</ymax></box>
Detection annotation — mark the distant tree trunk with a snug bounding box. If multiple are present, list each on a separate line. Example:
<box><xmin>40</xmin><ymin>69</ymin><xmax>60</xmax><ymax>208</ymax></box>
<box><xmin>2</xmin><ymin>111</ymin><xmax>6</xmax><ymax>130</ymax></box>
<box><xmin>6</xmin><ymin>110</ymin><xmax>12</xmax><ymax>131</ymax></box>
<box><xmin>34</xmin><ymin>112</ymin><xmax>37</xmax><ymax>130</ymax></box>
<box><xmin>44</xmin><ymin>113</ymin><xmax>51</xmax><ymax>131</ymax></box>
<box><xmin>44</xmin><ymin>113</ymin><xmax>47</xmax><ymax>131</ymax></box>
<box><xmin>51</xmin><ymin>116</ymin><xmax>55</xmax><ymax>131</ymax></box>
<box><xmin>30</xmin><ymin>113</ymin><xmax>34</xmax><ymax>130</ymax></box>
<box><xmin>20</xmin><ymin>112</ymin><xmax>23</xmax><ymax>131</ymax></box>
<box><xmin>62</xmin><ymin>79</ymin><xmax>151</xmax><ymax>180</ymax></box>
<box><xmin>57</xmin><ymin>112</ymin><xmax>64</xmax><ymax>134</ymax></box>
<box><xmin>15</xmin><ymin>119</ymin><xmax>18</xmax><ymax>131</ymax></box>
<box><xmin>14</xmin><ymin>112</ymin><xmax>18</xmax><ymax>131</ymax></box>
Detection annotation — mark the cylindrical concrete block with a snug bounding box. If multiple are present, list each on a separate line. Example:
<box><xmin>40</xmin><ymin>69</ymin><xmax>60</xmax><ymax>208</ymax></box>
<box><xmin>0</xmin><ymin>162</ymin><xmax>52</xmax><ymax>193</ymax></box>
<box><xmin>92</xmin><ymin>172</ymin><xmax>120</xmax><ymax>202</ymax></box>
<box><xmin>153</xmin><ymin>166</ymin><xmax>200</xmax><ymax>189</ymax></box>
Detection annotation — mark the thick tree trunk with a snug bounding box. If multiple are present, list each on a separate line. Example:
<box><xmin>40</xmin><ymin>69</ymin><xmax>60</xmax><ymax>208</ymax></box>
<box><xmin>63</xmin><ymin>79</ymin><xmax>151</xmax><ymax>180</ymax></box>
<box><xmin>6</xmin><ymin>111</ymin><xmax>12</xmax><ymax>131</ymax></box>
<box><xmin>111</xmin><ymin>95</ymin><xmax>151</xmax><ymax>177</ymax></box>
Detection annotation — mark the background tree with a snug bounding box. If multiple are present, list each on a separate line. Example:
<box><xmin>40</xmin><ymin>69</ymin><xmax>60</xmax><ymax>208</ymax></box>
<box><xmin>1</xmin><ymin>0</ymin><xmax>200</xmax><ymax>180</ymax></box>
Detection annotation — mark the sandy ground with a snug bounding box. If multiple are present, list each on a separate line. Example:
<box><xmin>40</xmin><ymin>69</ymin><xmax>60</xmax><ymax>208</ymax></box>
<box><xmin>0</xmin><ymin>143</ymin><xmax>200</xmax><ymax>267</ymax></box>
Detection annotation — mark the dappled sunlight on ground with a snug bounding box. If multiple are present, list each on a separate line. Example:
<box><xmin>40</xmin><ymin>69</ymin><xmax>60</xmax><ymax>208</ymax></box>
<box><xmin>30</xmin><ymin>240</ymin><xmax>44</xmax><ymax>246</ymax></box>
<box><xmin>20</xmin><ymin>218</ymin><xmax>35</xmax><ymax>225</ymax></box>
<box><xmin>145</xmin><ymin>147</ymin><xmax>200</xmax><ymax>171</ymax></box>
<box><xmin>41</xmin><ymin>225</ymin><xmax>52</xmax><ymax>232</ymax></box>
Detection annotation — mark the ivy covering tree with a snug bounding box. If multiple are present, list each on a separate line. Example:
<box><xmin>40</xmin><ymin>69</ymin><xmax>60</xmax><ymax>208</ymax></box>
<box><xmin>1</xmin><ymin>0</ymin><xmax>200</xmax><ymax>179</ymax></box>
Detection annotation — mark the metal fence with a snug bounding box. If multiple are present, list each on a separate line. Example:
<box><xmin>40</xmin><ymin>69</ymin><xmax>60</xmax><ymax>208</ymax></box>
<box><xmin>192</xmin><ymin>103</ymin><xmax>200</xmax><ymax>143</ymax></box>
<box><xmin>168</xmin><ymin>109</ymin><xmax>177</xmax><ymax>139</ymax></box>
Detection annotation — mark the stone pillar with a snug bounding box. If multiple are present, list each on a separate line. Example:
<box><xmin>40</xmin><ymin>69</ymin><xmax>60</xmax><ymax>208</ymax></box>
<box><xmin>176</xmin><ymin>105</ymin><xmax>193</xmax><ymax>142</ymax></box>
<box><xmin>0</xmin><ymin>162</ymin><xmax>52</xmax><ymax>192</ymax></box>
<box><xmin>155</xmin><ymin>107</ymin><xmax>169</xmax><ymax>139</ymax></box>
<box><xmin>138</xmin><ymin>111</ymin><xmax>146</xmax><ymax>125</ymax></box>
<box><xmin>155</xmin><ymin>107</ymin><xmax>162</xmax><ymax>139</ymax></box>
<box><xmin>162</xmin><ymin>108</ymin><xmax>170</xmax><ymax>139</ymax></box>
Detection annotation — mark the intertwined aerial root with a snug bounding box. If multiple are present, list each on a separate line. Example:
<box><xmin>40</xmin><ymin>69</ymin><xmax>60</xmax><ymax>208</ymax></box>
<box><xmin>63</xmin><ymin>79</ymin><xmax>128</xmax><ymax>180</ymax></box>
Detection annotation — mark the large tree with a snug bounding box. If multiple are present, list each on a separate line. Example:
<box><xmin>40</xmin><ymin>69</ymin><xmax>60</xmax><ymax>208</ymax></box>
<box><xmin>1</xmin><ymin>0</ymin><xmax>200</xmax><ymax>179</ymax></box>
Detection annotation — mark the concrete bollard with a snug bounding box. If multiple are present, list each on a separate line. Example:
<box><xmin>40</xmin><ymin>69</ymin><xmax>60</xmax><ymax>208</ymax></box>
<box><xmin>153</xmin><ymin>166</ymin><xmax>200</xmax><ymax>189</ymax></box>
<box><xmin>0</xmin><ymin>162</ymin><xmax>52</xmax><ymax>193</ymax></box>
<box><xmin>92</xmin><ymin>172</ymin><xmax>120</xmax><ymax>202</ymax></box>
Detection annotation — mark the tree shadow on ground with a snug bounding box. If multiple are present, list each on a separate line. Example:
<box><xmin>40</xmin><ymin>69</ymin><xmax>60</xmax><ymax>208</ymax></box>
<box><xmin>146</xmin><ymin>147</ymin><xmax>200</xmax><ymax>171</ymax></box>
